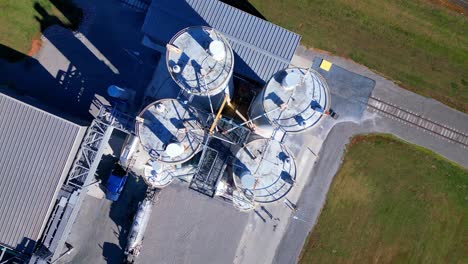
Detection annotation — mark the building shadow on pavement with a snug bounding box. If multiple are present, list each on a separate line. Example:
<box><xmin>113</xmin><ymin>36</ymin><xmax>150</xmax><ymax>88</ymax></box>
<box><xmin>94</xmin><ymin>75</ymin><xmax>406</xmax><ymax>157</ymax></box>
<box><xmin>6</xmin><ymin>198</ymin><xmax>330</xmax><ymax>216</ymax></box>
<box><xmin>108</xmin><ymin>175</ymin><xmax>148</xmax><ymax>256</ymax></box>
<box><xmin>1</xmin><ymin>0</ymin><xmax>158</xmax><ymax>121</ymax></box>
<box><xmin>0</xmin><ymin>36</ymin><xmax>102</xmax><ymax>121</ymax></box>
<box><xmin>0</xmin><ymin>44</ymin><xmax>94</xmax><ymax>120</ymax></box>
<box><xmin>101</xmin><ymin>242</ymin><xmax>122</xmax><ymax>264</ymax></box>
<box><xmin>0</xmin><ymin>0</ymin><xmax>82</xmax><ymax>63</ymax></box>
<box><xmin>34</xmin><ymin>1</ymin><xmax>82</xmax><ymax>33</ymax></box>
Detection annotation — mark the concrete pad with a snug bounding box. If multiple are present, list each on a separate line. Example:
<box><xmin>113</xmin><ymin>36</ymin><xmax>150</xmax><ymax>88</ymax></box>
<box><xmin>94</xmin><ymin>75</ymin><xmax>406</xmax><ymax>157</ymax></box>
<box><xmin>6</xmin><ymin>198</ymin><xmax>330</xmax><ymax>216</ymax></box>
<box><xmin>137</xmin><ymin>184</ymin><xmax>249</xmax><ymax>264</ymax></box>
<box><xmin>290</xmin><ymin>53</ymin><xmax>312</xmax><ymax>68</ymax></box>
<box><xmin>312</xmin><ymin>57</ymin><xmax>375</xmax><ymax>121</ymax></box>
<box><xmin>86</xmin><ymin>183</ymin><xmax>105</xmax><ymax>200</ymax></box>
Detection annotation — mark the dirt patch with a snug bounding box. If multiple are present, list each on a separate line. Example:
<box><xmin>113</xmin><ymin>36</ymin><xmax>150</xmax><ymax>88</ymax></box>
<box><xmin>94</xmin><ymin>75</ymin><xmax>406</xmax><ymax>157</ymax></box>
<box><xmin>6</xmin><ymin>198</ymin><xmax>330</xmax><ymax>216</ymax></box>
<box><xmin>27</xmin><ymin>34</ymin><xmax>43</xmax><ymax>57</ymax></box>
<box><xmin>431</xmin><ymin>0</ymin><xmax>467</xmax><ymax>14</ymax></box>
<box><xmin>349</xmin><ymin>135</ymin><xmax>368</xmax><ymax>146</ymax></box>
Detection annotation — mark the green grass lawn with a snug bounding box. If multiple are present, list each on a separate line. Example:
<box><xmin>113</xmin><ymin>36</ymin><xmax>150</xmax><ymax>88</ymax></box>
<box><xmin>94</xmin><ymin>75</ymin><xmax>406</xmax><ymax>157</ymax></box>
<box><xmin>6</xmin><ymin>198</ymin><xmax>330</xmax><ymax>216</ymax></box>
<box><xmin>248</xmin><ymin>0</ymin><xmax>468</xmax><ymax>112</ymax></box>
<box><xmin>0</xmin><ymin>0</ymin><xmax>81</xmax><ymax>61</ymax></box>
<box><xmin>300</xmin><ymin>134</ymin><xmax>467</xmax><ymax>263</ymax></box>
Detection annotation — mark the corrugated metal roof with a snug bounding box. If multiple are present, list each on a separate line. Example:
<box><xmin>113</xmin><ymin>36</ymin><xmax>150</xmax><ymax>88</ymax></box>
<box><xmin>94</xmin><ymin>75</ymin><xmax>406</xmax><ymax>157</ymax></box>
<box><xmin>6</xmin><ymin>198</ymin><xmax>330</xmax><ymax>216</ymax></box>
<box><xmin>142</xmin><ymin>0</ymin><xmax>301</xmax><ymax>83</ymax></box>
<box><xmin>0</xmin><ymin>93</ymin><xmax>85</xmax><ymax>253</ymax></box>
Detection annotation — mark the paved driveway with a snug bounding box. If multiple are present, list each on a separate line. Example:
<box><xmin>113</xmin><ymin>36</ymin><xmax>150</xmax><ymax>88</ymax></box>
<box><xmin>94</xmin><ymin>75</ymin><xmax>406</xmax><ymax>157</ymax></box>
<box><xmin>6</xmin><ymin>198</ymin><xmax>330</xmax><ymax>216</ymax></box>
<box><xmin>275</xmin><ymin>47</ymin><xmax>468</xmax><ymax>264</ymax></box>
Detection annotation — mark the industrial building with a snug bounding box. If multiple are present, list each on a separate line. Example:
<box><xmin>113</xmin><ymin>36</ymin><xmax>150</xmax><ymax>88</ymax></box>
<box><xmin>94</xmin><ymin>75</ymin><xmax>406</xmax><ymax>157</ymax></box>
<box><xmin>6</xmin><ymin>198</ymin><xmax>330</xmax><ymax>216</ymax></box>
<box><xmin>0</xmin><ymin>0</ymin><xmax>332</xmax><ymax>262</ymax></box>
<box><xmin>0</xmin><ymin>90</ymin><xmax>131</xmax><ymax>263</ymax></box>
<box><xmin>126</xmin><ymin>0</ymin><xmax>331</xmax><ymax>213</ymax></box>
<box><xmin>113</xmin><ymin>1</ymin><xmax>333</xmax><ymax>258</ymax></box>
<box><xmin>141</xmin><ymin>0</ymin><xmax>301</xmax><ymax>84</ymax></box>
<box><xmin>0</xmin><ymin>92</ymin><xmax>86</xmax><ymax>263</ymax></box>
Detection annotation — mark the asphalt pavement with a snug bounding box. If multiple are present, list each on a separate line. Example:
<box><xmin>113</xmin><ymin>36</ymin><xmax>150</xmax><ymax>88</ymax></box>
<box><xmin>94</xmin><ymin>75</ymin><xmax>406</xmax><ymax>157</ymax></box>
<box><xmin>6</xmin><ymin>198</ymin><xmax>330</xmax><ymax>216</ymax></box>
<box><xmin>62</xmin><ymin>130</ymin><xmax>148</xmax><ymax>264</ymax></box>
<box><xmin>136</xmin><ymin>184</ymin><xmax>249</xmax><ymax>264</ymax></box>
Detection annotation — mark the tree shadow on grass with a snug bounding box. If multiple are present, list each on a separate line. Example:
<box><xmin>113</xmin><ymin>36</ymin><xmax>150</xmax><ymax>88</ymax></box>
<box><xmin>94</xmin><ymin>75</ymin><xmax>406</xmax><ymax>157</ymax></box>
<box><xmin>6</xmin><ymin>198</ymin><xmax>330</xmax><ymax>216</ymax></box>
<box><xmin>0</xmin><ymin>0</ymin><xmax>82</xmax><ymax>63</ymax></box>
<box><xmin>34</xmin><ymin>0</ymin><xmax>83</xmax><ymax>33</ymax></box>
<box><xmin>219</xmin><ymin>0</ymin><xmax>267</xmax><ymax>20</ymax></box>
<box><xmin>0</xmin><ymin>44</ymin><xmax>28</xmax><ymax>64</ymax></box>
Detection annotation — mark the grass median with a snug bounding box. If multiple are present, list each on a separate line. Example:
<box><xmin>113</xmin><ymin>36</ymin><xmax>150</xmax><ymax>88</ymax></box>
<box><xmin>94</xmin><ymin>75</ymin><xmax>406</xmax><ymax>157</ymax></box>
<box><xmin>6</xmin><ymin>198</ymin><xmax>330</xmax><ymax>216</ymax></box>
<box><xmin>248</xmin><ymin>0</ymin><xmax>468</xmax><ymax>112</ymax></box>
<box><xmin>299</xmin><ymin>134</ymin><xmax>467</xmax><ymax>263</ymax></box>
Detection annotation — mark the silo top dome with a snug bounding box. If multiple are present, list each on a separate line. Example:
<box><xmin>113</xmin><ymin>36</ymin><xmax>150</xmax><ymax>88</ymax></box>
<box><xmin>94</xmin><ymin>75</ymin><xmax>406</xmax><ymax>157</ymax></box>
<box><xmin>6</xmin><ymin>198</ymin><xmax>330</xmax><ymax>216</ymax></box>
<box><xmin>209</xmin><ymin>40</ymin><xmax>226</xmax><ymax>61</ymax></box>
<box><xmin>232</xmin><ymin>139</ymin><xmax>297</xmax><ymax>204</ymax></box>
<box><xmin>136</xmin><ymin>99</ymin><xmax>206</xmax><ymax>164</ymax></box>
<box><xmin>282</xmin><ymin>71</ymin><xmax>301</xmax><ymax>91</ymax></box>
<box><xmin>166</xmin><ymin>26</ymin><xmax>234</xmax><ymax>96</ymax></box>
<box><xmin>262</xmin><ymin>68</ymin><xmax>331</xmax><ymax>133</ymax></box>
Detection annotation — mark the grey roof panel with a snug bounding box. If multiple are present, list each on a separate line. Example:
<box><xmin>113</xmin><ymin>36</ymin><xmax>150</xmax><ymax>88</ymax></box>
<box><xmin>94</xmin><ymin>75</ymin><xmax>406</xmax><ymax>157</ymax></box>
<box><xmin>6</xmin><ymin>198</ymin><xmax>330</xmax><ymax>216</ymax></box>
<box><xmin>142</xmin><ymin>0</ymin><xmax>301</xmax><ymax>83</ymax></box>
<box><xmin>0</xmin><ymin>93</ymin><xmax>85</xmax><ymax>253</ymax></box>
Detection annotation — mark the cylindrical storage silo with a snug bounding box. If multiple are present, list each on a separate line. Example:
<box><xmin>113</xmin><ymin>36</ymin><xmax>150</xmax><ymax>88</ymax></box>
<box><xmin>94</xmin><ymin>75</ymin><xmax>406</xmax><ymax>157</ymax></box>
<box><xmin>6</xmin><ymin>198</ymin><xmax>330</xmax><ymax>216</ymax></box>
<box><xmin>136</xmin><ymin>98</ymin><xmax>206</xmax><ymax>164</ymax></box>
<box><xmin>232</xmin><ymin>139</ymin><xmax>297</xmax><ymax>204</ymax></box>
<box><xmin>142</xmin><ymin>161</ymin><xmax>175</xmax><ymax>188</ymax></box>
<box><xmin>232</xmin><ymin>189</ymin><xmax>255</xmax><ymax>212</ymax></box>
<box><xmin>248</xmin><ymin>68</ymin><xmax>331</xmax><ymax>138</ymax></box>
<box><xmin>142</xmin><ymin>158</ymin><xmax>199</xmax><ymax>189</ymax></box>
<box><xmin>166</xmin><ymin>26</ymin><xmax>234</xmax><ymax>110</ymax></box>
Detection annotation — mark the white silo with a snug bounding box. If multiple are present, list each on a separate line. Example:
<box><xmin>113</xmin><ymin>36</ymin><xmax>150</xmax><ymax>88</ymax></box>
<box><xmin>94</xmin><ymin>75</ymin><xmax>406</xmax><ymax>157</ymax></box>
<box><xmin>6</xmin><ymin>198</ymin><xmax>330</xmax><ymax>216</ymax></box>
<box><xmin>142</xmin><ymin>161</ymin><xmax>174</xmax><ymax>188</ymax></box>
<box><xmin>232</xmin><ymin>189</ymin><xmax>255</xmax><ymax>212</ymax></box>
<box><xmin>135</xmin><ymin>98</ymin><xmax>206</xmax><ymax>164</ymax></box>
<box><xmin>142</xmin><ymin>159</ymin><xmax>198</xmax><ymax>189</ymax></box>
<box><xmin>232</xmin><ymin>139</ymin><xmax>297</xmax><ymax>204</ymax></box>
<box><xmin>166</xmin><ymin>26</ymin><xmax>234</xmax><ymax>110</ymax></box>
<box><xmin>248</xmin><ymin>68</ymin><xmax>331</xmax><ymax>138</ymax></box>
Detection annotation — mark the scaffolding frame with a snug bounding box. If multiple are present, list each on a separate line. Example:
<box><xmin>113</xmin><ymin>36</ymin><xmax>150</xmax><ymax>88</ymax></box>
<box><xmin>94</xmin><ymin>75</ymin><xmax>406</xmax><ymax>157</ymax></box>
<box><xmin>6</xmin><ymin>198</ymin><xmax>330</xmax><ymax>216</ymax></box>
<box><xmin>66</xmin><ymin>105</ymin><xmax>134</xmax><ymax>189</ymax></box>
<box><xmin>0</xmin><ymin>245</ymin><xmax>25</xmax><ymax>264</ymax></box>
<box><xmin>65</xmin><ymin>119</ymin><xmax>112</xmax><ymax>188</ymax></box>
<box><xmin>189</xmin><ymin>145</ymin><xmax>226</xmax><ymax>197</ymax></box>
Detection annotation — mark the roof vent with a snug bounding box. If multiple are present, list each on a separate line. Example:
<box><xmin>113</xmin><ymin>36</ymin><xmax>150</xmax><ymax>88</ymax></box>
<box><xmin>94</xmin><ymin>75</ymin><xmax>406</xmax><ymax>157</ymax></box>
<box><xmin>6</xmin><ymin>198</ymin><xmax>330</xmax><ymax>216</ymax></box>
<box><xmin>172</xmin><ymin>64</ymin><xmax>181</xmax><ymax>73</ymax></box>
<box><xmin>209</xmin><ymin>40</ymin><xmax>226</xmax><ymax>61</ymax></box>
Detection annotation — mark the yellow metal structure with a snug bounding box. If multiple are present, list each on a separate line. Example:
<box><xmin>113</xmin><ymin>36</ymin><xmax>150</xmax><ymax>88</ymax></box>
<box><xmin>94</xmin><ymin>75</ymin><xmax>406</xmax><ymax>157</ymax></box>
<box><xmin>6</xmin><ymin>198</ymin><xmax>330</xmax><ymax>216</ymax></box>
<box><xmin>209</xmin><ymin>94</ymin><xmax>229</xmax><ymax>134</ymax></box>
<box><xmin>166</xmin><ymin>44</ymin><xmax>181</xmax><ymax>54</ymax></box>
<box><xmin>226</xmin><ymin>101</ymin><xmax>249</xmax><ymax>123</ymax></box>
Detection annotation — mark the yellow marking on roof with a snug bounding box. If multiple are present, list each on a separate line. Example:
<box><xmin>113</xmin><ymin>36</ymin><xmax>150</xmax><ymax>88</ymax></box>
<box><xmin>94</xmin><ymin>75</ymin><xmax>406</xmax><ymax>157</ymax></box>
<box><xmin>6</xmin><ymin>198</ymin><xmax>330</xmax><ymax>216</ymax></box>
<box><xmin>320</xmin><ymin>60</ymin><xmax>332</xmax><ymax>71</ymax></box>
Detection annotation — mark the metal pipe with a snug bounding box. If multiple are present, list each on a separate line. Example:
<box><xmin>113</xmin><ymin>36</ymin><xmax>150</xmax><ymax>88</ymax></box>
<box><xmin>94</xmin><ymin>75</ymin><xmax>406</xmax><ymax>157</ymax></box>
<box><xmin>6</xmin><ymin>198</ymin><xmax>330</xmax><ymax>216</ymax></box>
<box><xmin>226</xmin><ymin>100</ymin><xmax>249</xmax><ymax>123</ymax></box>
<box><xmin>211</xmin><ymin>134</ymin><xmax>236</xmax><ymax>145</ymax></box>
<box><xmin>209</xmin><ymin>94</ymin><xmax>229</xmax><ymax>134</ymax></box>
<box><xmin>223</xmin><ymin>104</ymin><xmax>286</xmax><ymax>134</ymax></box>
<box><xmin>50</xmin><ymin>245</ymin><xmax>74</xmax><ymax>264</ymax></box>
